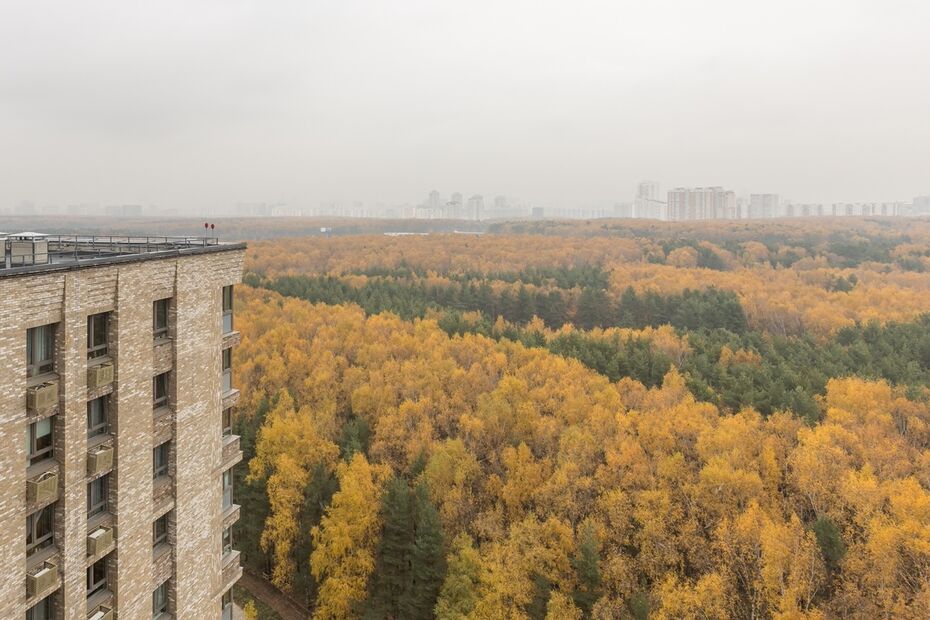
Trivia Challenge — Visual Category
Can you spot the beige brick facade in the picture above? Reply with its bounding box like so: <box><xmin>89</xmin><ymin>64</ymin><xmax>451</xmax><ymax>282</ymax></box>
<box><xmin>0</xmin><ymin>243</ymin><xmax>245</xmax><ymax>619</ymax></box>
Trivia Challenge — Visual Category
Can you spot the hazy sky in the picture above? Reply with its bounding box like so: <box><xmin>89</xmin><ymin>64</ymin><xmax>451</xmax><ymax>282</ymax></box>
<box><xmin>2</xmin><ymin>0</ymin><xmax>928</xmax><ymax>210</ymax></box>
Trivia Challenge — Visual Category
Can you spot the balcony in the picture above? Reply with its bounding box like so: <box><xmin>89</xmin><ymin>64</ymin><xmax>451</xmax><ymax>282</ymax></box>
<box><xmin>222</xmin><ymin>330</ymin><xmax>241</xmax><ymax>350</ymax></box>
<box><xmin>222</xmin><ymin>504</ymin><xmax>241</xmax><ymax>531</ymax></box>
<box><xmin>87</xmin><ymin>362</ymin><xmax>114</xmax><ymax>391</ymax></box>
<box><xmin>26</xmin><ymin>560</ymin><xmax>58</xmax><ymax>598</ymax></box>
<box><xmin>153</xmin><ymin>339</ymin><xmax>173</xmax><ymax>375</ymax></box>
<box><xmin>26</xmin><ymin>379</ymin><xmax>59</xmax><ymax>412</ymax></box>
<box><xmin>222</xmin><ymin>435</ymin><xmax>242</xmax><ymax>468</ymax></box>
<box><xmin>221</xmin><ymin>549</ymin><xmax>242</xmax><ymax>593</ymax></box>
<box><xmin>26</xmin><ymin>469</ymin><xmax>58</xmax><ymax>505</ymax></box>
<box><xmin>87</xmin><ymin>445</ymin><xmax>114</xmax><ymax>477</ymax></box>
<box><xmin>154</xmin><ymin>540</ymin><xmax>174</xmax><ymax>584</ymax></box>
<box><xmin>87</xmin><ymin>526</ymin><xmax>114</xmax><ymax>557</ymax></box>
<box><xmin>88</xmin><ymin>604</ymin><xmax>113</xmax><ymax>620</ymax></box>
<box><xmin>221</xmin><ymin>388</ymin><xmax>240</xmax><ymax>410</ymax></box>
<box><xmin>153</xmin><ymin>476</ymin><xmax>174</xmax><ymax>513</ymax></box>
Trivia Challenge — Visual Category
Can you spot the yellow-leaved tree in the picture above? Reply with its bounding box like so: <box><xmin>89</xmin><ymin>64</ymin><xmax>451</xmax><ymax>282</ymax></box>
<box><xmin>310</xmin><ymin>453</ymin><xmax>390</xmax><ymax>620</ymax></box>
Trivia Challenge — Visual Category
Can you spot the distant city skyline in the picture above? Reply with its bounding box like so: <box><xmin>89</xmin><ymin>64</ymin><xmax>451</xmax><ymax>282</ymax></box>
<box><xmin>2</xmin><ymin>1</ymin><xmax>930</xmax><ymax>211</ymax></box>
<box><xmin>4</xmin><ymin>184</ymin><xmax>927</xmax><ymax>221</ymax></box>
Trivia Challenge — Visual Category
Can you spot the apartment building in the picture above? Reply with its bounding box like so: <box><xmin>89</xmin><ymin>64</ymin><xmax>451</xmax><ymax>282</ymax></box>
<box><xmin>666</xmin><ymin>187</ymin><xmax>738</xmax><ymax>221</ymax></box>
<box><xmin>0</xmin><ymin>233</ymin><xmax>245</xmax><ymax>619</ymax></box>
<box><xmin>748</xmin><ymin>194</ymin><xmax>780</xmax><ymax>219</ymax></box>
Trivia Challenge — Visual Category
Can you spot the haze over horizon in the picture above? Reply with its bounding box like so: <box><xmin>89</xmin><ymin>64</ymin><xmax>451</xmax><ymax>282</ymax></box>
<box><xmin>2</xmin><ymin>0</ymin><xmax>928</xmax><ymax>212</ymax></box>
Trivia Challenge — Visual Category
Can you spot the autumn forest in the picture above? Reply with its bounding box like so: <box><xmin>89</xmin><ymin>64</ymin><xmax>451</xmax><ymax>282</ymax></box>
<box><xmin>232</xmin><ymin>218</ymin><xmax>930</xmax><ymax>619</ymax></box>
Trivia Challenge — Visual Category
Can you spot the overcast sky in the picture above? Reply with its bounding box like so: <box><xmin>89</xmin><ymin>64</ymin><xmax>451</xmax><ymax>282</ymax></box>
<box><xmin>1</xmin><ymin>0</ymin><xmax>928</xmax><ymax>211</ymax></box>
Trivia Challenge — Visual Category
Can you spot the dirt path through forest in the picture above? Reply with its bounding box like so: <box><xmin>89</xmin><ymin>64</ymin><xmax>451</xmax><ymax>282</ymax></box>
<box><xmin>239</xmin><ymin>568</ymin><xmax>308</xmax><ymax>620</ymax></box>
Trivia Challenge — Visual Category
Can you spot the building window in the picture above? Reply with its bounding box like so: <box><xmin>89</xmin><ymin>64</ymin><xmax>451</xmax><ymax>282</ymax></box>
<box><xmin>153</xmin><ymin>513</ymin><xmax>169</xmax><ymax>548</ymax></box>
<box><xmin>221</xmin><ymin>589</ymin><xmax>234</xmax><ymax>620</ymax></box>
<box><xmin>153</xmin><ymin>580</ymin><xmax>169</xmax><ymax>618</ymax></box>
<box><xmin>26</xmin><ymin>418</ymin><xmax>54</xmax><ymax>466</ymax></box>
<box><xmin>153</xmin><ymin>299</ymin><xmax>169</xmax><ymax>340</ymax></box>
<box><xmin>87</xmin><ymin>397</ymin><xmax>109</xmax><ymax>438</ymax></box>
<box><xmin>26</xmin><ymin>324</ymin><xmax>56</xmax><ymax>378</ymax></box>
<box><xmin>87</xmin><ymin>313</ymin><xmax>109</xmax><ymax>359</ymax></box>
<box><xmin>87</xmin><ymin>556</ymin><xmax>108</xmax><ymax>598</ymax></box>
<box><xmin>153</xmin><ymin>442</ymin><xmax>169</xmax><ymax>479</ymax></box>
<box><xmin>222</xmin><ymin>285</ymin><xmax>234</xmax><ymax>333</ymax></box>
<box><xmin>87</xmin><ymin>475</ymin><xmax>108</xmax><ymax>517</ymax></box>
<box><xmin>222</xmin><ymin>526</ymin><xmax>233</xmax><ymax>557</ymax></box>
<box><xmin>26</xmin><ymin>596</ymin><xmax>51</xmax><ymax>620</ymax></box>
<box><xmin>26</xmin><ymin>504</ymin><xmax>55</xmax><ymax>557</ymax></box>
<box><xmin>222</xmin><ymin>349</ymin><xmax>232</xmax><ymax>392</ymax></box>
<box><xmin>222</xmin><ymin>408</ymin><xmax>233</xmax><ymax>437</ymax></box>
<box><xmin>153</xmin><ymin>372</ymin><xmax>169</xmax><ymax>408</ymax></box>
<box><xmin>222</xmin><ymin>469</ymin><xmax>233</xmax><ymax>510</ymax></box>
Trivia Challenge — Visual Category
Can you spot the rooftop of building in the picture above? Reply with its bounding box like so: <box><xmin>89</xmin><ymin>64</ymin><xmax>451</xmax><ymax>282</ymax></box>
<box><xmin>0</xmin><ymin>232</ymin><xmax>246</xmax><ymax>278</ymax></box>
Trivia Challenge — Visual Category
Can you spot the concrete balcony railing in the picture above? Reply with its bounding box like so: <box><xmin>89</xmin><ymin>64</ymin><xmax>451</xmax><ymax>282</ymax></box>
<box><xmin>87</xmin><ymin>362</ymin><xmax>114</xmax><ymax>390</ymax></box>
<box><xmin>26</xmin><ymin>560</ymin><xmax>58</xmax><ymax>598</ymax></box>
<box><xmin>222</xmin><ymin>504</ymin><xmax>241</xmax><ymax>531</ymax></box>
<box><xmin>152</xmin><ymin>338</ymin><xmax>173</xmax><ymax>375</ymax></box>
<box><xmin>222</xmin><ymin>330</ymin><xmax>241</xmax><ymax>350</ymax></box>
<box><xmin>221</xmin><ymin>389</ymin><xmax>240</xmax><ymax>410</ymax></box>
<box><xmin>153</xmin><ymin>475</ymin><xmax>174</xmax><ymax>508</ymax></box>
<box><xmin>222</xmin><ymin>435</ymin><xmax>241</xmax><ymax>467</ymax></box>
<box><xmin>27</xmin><ymin>469</ymin><xmax>58</xmax><ymax>505</ymax></box>
<box><xmin>87</xmin><ymin>526</ymin><xmax>114</xmax><ymax>557</ymax></box>
<box><xmin>221</xmin><ymin>549</ymin><xmax>242</xmax><ymax>593</ymax></box>
<box><xmin>88</xmin><ymin>604</ymin><xmax>113</xmax><ymax>620</ymax></box>
<box><xmin>87</xmin><ymin>445</ymin><xmax>114</xmax><ymax>477</ymax></box>
<box><xmin>27</xmin><ymin>379</ymin><xmax>59</xmax><ymax>412</ymax></box>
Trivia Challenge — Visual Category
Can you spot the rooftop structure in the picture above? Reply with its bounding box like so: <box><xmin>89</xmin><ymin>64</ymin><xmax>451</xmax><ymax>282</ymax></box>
<box><xmin>1</xmin><ymin>234</ymin><xmax>237</xmax><ymax>274</ymax></box>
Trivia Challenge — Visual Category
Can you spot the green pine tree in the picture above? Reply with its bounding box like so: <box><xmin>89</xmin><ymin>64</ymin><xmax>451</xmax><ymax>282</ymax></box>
<box><xmin>407</xmin><ymin>481</ymin><xmax>446</xmax><ymax>619</ymax></box>
<box><xmin>366</xmin><ymin>477</ymin><xmax>414</xmax><ymax>619</ymax></box>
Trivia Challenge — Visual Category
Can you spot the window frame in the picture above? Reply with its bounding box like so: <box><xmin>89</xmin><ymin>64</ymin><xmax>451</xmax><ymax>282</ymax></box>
<box><xmin>222</xmin><ymin>525</ymin><xmax>233</xmax><ymax>557</ymax></box>
<box><xmin>222</xmin><ymin>408</ymin><xmax>233</xmax><ymax>437</ymax></box>
<box><xmin>153</xmin><ymin>513</ymin><xmax>169</xmax><ymax>548</ymax></box>
<box><xmin>87</xmin><ymin>396</ymin><xmax>109</xmax><ymax>438</ymax></box>
<box><xmin>152</xmin><ymin>580</ymin><xmax>169</xmax><ymax>618</ymax></box>
<box><xmin>221</xmin><ymin>349</ymin><xmax>232</xmax><ymax>392</ymax></box>
<box><xmin>222</xmin><ymin>285</ymin><xmax>234</xmax><ymax>333</ymax></box>
<box><xmin>26</xmin><ymin>417</ymin><xmax>54</xmax><ymax>466</ymax></box>
<box><xmin>153</xmin><ymin>299</ymin><xmax>170</xmax><ymax>340</ymax></box>
<box><xmin>222</xmin><ymin>469</ymin><xmax>233</xmax><ymax>510</ymax></box>
<box><xmin>87</xmin><ymin>475</ymin><xmax>108</xmax><ymax>518</ymax></box>
<box><xmin>153</xmin><ymin>372</ymin><xmax>169</xmax><ymax>409</ymax></box>
<box><xmin>26</xmin><ymin>503</ymin><xmax>55</xmax><ymax>557</ymax></box>
<box><xmin>26</xmin><ymin>324</ymin><xmax>56</xmax><ymax>378</ymax></box>
<box><xmin>153</xmin><ymin>442</ymin><xmax>169</xmax><ymax>479</ymax></box>
<box><xmin>221</xmin><ymin>589</ymin><xmax>234</xmax><ymax>620</ymax></box>
<box><xmin>26</xmin><ymin>595</ymin><xmax>52</xmax><ymax>620</ymax></box>
<box><xmin>86</xmin><ymin>556</ymin><xmax>108</xmax><ymax>599</ymax></box>
<box><xmin>86</xmin><ymin>313</ymin><xmax>109</xmax><ymax>360</ymax></box>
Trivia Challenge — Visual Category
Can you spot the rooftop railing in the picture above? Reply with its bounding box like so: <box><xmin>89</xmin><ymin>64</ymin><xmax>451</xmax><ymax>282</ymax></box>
<box><xmin>2</xmin><ymin>235</ymin><xmax>223</xmax><ymax>270</ymax></box>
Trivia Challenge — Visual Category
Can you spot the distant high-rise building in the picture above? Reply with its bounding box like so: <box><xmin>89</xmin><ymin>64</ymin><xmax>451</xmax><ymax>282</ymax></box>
<box><xmin>466</xmin><ymin>195</ymin><xmax>484</xmax><ymax>221</ymax></box>
<box><xmin>912</xmin><ymin>196</ymin><xmax>930</xmax><ymax>216</ymax></box>
<box><xmin>428</xmin><ymin>190</ymin><xmax>441</xmax><ymax>210</ymax></box>
<box><xmin>749</xmin><ymin>194</ymin><xmax>780</xmax><ymax>219</ymax></box>
<box><xmin>667</xmin><ymin>187</ymin><xmax>737</xmax><ymax>221</ymax></box>
<box><xmin>634</xmin><ymin>181</ymin><xmax>666</xmax><ymax>219</ymax></box>
<box><xmin>493</xmin><ymin>195</ymin><xmax>507</xmax><ymax>217</ymax></box>
<box><xmin>449</xmin><ymin>192</ymin><xmax>463</xmax><ymax>218</ymax></box>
